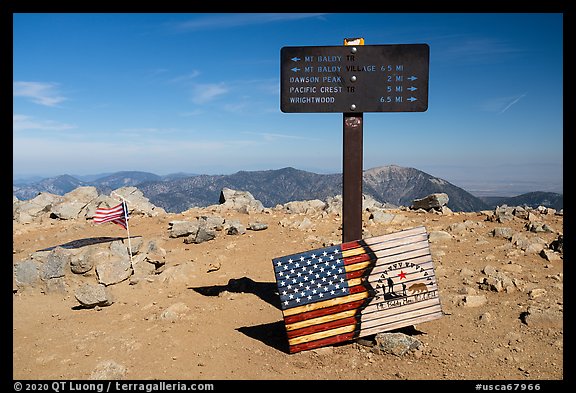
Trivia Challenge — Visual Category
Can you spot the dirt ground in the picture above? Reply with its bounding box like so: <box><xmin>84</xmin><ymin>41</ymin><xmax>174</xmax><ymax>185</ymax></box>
<box><xmin>12</xmin><ymin>205</ymin><xmax>565</xmax><ymax>383</ymax></box>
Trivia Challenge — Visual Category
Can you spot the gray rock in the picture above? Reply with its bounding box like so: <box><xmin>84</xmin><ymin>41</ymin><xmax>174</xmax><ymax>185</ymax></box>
<box><xmin>13</xmin><ymin>192</ymin><xmax>64</xmax><ymax>223</ymax></box>
<box><xmin>492</xmin><ymin>227</ymin><xmax>514</xmax><ymax>239</ymax></box>
<box><xmin>226</xmin><ymin>221</ymin><xmax>246</xmax><ymax>235</ymax></box>
<box><xmin>40</xmin><ymin>247</ymin><xmax>70</xmax><ymax>280</ymax></box>
<box><xmin>198</xmin><ymin>215</ymin><xmax>225</xmax><ymax>231</ymax></box>
<box><xmin>283</xmin><ymin>200</ymin><xmax>326</xmax><ymax>214</ymax></box>
<box><xmin>479</xmin><ymin>269</ymin><xmax>515</xmax><ymax>293</ymax></box>
<box><xmin>248</xmin><ymin>222</ymin><xmax>268</xmax><ymax>231</ymax></box>
<box><xmin>526</xmin><ymin>222</ymin><xmax>553</xmax><ymax>233</ymax></box>
<box><xmin>96</xmin><ymin>256</ymin><xmax>132</xmax><ymax>286</ymax></box>
<box><xmin>493</xmin><ymin>205</ymin><xmax>515</xmax><ymax>222</ymax></box>
<box><xmin>218</xmin><ymin>187</ymin><xmax>264</xmax><ymax>213</ymax></box>
<box><xmin>50</xmin><ymin>201</ymin><xmax>88</xmax><ymax>220</ymax></box>
<box><xmin>168</xmin><ymin>220</ymin><xmax>200</xmax><ymax>238</ymax></box>
<box><xmin>369</xmin><ymin>211</ymin><xmax>396</xmax><ymax>224</ymax></box>
<box><xmin>14</xmin><ymin>260</ymin><xmax>41</xmax><ymax>287</ymax></box>
<box><xmin>521</xmin><ymin>306</ymin><xmax>562</xmax><ymax>329</ymax></box>
<box><xmin>540</xmin><ymin>249</ymin><xmax>561</xmax><ymax>262</ymax></box>
<box><xmin>110</xmin><ymin>239</ymin><xmax>131</xmax><ymax>258</ymax></box>
<box><xmin>75</xmin><ymin>283</ymin><xmax>114</xmax><ymax>307</ymax></box>
<box><xmin>89</xmin><ymin>360</ymin><xmax>126</xmax><ymax>380</ymax></box>
<box><xmin>428</xmin><ymin>230</ymin><xmax>452</xmax><ymax>242</ymax></box>
<box><xmin>549</xmin><ymin>234</ymin><xmax>563</xmax><ymax>253</ymax></box>
<box><xmin>108</xmin><ymin>186</ymin><xmax>166</xmax><ymax>217</ymax></box>
<box><xmin>195</xmin><ymin>227</ymin><xmax>217</xmax><ymax>243</ymax></box>
<box><xmin>411</xmin><ymin>193</ymin><xmax>449</xmax><ymax>211</ymax></box>
<box><xmin>70</xmin><ymin>251</ymin><xmax>94</xmax><ymax>274</ymax></box>
<box><xmin>512</xmin><ymin>206</ymin><xmax>529</xmax><ymax>220</ymax></box>
<box><xmin>160</xmin><ymin>302</ymin><xmax>190</xmax><ymax>320</ymax></box>
<box><xmin>459</xmin><ymin>295</ymin><xmax>488</xmax><ymax>307</ymax></box>
<box><xmin>374</xmin><ymin>332</ymin><xmax>423</xmax><ymax>356</ymax></box>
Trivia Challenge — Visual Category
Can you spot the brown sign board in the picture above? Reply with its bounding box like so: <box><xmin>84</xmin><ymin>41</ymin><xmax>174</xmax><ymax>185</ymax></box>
<box><xmin>281</xmin><ymin>44</ymin><xmax>429</xmax><ymax>113</ymax></box>
<box><xmin>272</xmin><ymin>226</ymin><xmax>443</xmax><ymax>353</ymax></box>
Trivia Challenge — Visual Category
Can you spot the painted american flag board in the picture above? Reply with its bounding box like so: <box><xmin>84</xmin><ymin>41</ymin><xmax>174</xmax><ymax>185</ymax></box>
<box><xmin>272</xmin><ymin>226</ymin><xmax>443</xmax><ymax>353</ymax></box>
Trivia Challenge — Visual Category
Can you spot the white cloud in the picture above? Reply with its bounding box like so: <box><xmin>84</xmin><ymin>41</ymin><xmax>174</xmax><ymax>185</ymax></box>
<box><xmin>13</xmin><ymin>114</ymin><xmax>75</xmax><ymax>131</ymax></box>
<box><xmin>169</xmin><ymin>70</ymin><xmax>201</xmax><ymax>83</ymax></box>
<box><xmin>172</xmin><ymin>13</ymin><xmax>327</xmax><ymax>32</ymax></box>
<box><xmin>498</xmin><ymin>93</ymin><xmax>527</xmax><ymax>114</ymax></box>
<box><xmin>442</xmin><ymin>38</ymin><xmax>525</xmax><ymax>64</ymax></box>
<box><xmin>190</xmin><ymin>83</ymin><xmax>229</xmax><ymax>104</ymax></box>
<box><xmin>13</xmin><ymin>81</ymin><xmax>67</xmax><ymax>107</ymax></box>
<box><xmin>480</xmin><ymin>93</ymin><xmax>527</xmax><ymax>114</ymax></box>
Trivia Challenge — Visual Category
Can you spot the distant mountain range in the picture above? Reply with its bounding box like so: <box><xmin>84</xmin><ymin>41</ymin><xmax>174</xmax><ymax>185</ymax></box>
<box><xmin>13</xmin><ymin>166</ymin><xmax>563</xmax><ymax>213</ymax></box>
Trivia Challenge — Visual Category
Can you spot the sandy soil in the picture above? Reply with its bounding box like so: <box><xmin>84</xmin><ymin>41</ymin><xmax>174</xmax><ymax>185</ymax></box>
<box><xmin>12</xmin><ymin>206</ymin><xmax>564</xmax><ymax>383</ymax></box>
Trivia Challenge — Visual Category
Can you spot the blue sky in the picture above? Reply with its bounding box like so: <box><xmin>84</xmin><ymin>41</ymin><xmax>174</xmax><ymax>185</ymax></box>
<box><xmin>12</xmin><ymin>13</ymin><xmax>563</xmax><ymax>196</ymax></box>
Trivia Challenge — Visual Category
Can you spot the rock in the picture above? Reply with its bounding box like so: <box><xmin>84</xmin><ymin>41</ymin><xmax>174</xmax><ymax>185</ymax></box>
<box><xmin>13</xmin><ymin>192</ymin><xmax>64</xmax><ymax>224</ymax></box>
<box><xmin>479</xmin><ymin>269</ymin><xmax>515</xmax><ymax>293</ymax></box>
<box><xmin>283</xmin><ymin>199</ymin><xmax>326</xmax><ymax>214</ymax></box>
<box><xmin>492</xmin><ymin>227</ymin><xmax>513</xmax><ymax>239</ymax></box>
<box><xmin>40</xmin><ymin>247</ymin><xmax>70</xmax><ymax>280</ymax></box>
<box><xmin>226</xmin><ymin>221</ymin><xmax>246</xmax><ymax>235</ymax></box>
<box><xmin>540</xmin><ymin>249</ymin><xmax>561</xmax><ymax>262</ymax></box>
<box><xmin>160</xmin><ymin>302</ymin><xmax>190</xmax><ymax>320</ymax></box>
<box><xmin>374</xmin><ymin>332</ymin><xmax>423</xmax><ymax>356</ymax></box>
<box><xmin>528</xmin><ymin>288</ymin><xmax>547</xmax><ymax>299</ymax></box>
<box><xmin>75</xmin><ymin>283</ymin><xmax>114</xmax><ymax>308</ymax></box>
<box><xmin>520</xmin><ymin>306</ymin><xmax>562</xmax><ymax>329</ymax></box>
<box><xmin>526</xmin><ymin>222</ymin><xmax>553</xmax><ymax>233</ymax></box>
<box><xmin>549</xmin><ymin>234</ymin><xmax>563</xmax><ymax>253</ymax></box>
<box><xmin>459</xmin><ymin>295</ymin><xmax>487</xmax><ymax>307</ymax></box>
<box><xmin>198</xmin><ymin>215</ymin><xmax>225</xmax><ymax>231</ymax></box>
<box><xmin>428</xmin><ymin>230</ymin><xmax>452</xmax><ymax>242</ymax></box>
<box><xmin>158</xmin><ymin>263</ymin><xmax>196</xmax><ymax>286</ymax></box>
<box><xmin>89</xmin><ymin>360</ymin><xmax>127</xmax><ymax>380</ymax></box>
<box><xmin>369</xmin><ymin>211</ymin><xmax>396</xmax><ymax>224</ymax></box>
<box><xmin>248</xmin><ymin>222</ymin><xmax>268</xmax><ymax>231</ymax></box>
<box><xmin>168</xmin><ymin>220</ymin><xmax>200</xmax><ymax>238</ymax></box>
<box><xmin>410</xmin><ymin>193</ymin><xmax>449</xmax><ymax>211</ymax></box>
<box><xmin>218</xmin><ymin>188</ymin><xmax>264</xmax><ymax>213</ymax></box>
<box><xmin>14</xmin><ymin>260</ymin><xmax>41</xmax><ymax>287</ymax></box>
<box><xmin>96</xmin><ymin>256</ymin><xmax>133</xmax><ymax>286</ymax></box>
<box><xmin>447</xmin><ymin>222</ymin><xmax>468</xmax><ymax>234</ymax></box>
<box><xmin>51</xmin><ymin>201</ymin><xmax>88</xmax><ymax>220</ymax></box>
<box><xmin>493</xmin><ymin>205</ymin><xmax>515</xmax><ymax>222</ymax></box>
<box><xmin>70</xmin><ymin>251</ymin><xmax>95</xmax><ymax>274</ymax></box>
<box><xmin>194</xmin><ymin>227</ymin><xmax>216</xmax><ymax>243</ymax></box>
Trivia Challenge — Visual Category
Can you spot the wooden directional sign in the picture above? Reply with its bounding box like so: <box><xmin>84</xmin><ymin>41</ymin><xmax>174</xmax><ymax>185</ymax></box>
<box><xmin>281</xmin><ymin>44</ymin><xmax>429</xmax><ymax>113</ymax></box>
<box><xmin>272</xmin><ymin>226</ymin><xmax>443</xmax><ymax>353</ymax></box>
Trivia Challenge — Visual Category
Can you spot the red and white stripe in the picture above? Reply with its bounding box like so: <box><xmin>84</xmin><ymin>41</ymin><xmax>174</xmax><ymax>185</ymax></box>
<box><xmin>93</xmin><ymin>202</ymin><xmax>127</xmax><ymax>229</ymax></box>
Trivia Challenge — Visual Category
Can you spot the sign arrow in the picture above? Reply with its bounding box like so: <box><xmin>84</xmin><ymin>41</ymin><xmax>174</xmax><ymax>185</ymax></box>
<box><xmin>291</xmin><ymin>67</ymin><xmax>301</xmax><ymax>72</ymax></box>
<box><xmin>407</xmin><ymin>97</ymin><xmax>418</xmax><ymax>102</ymax></box>
<box><xmin>407</xmin><ymin>76</ymin><xmax>418</xmax><ymax>81</ymax></box>
<box><xmin>291</xmin><ymin>57</ymin><xmax>301</xmax><ymax>62</ymax></box>
<box><xmin>407</xmin><ymin>86</ymin><xmax>418</xmax><ymax>91</ymax></box>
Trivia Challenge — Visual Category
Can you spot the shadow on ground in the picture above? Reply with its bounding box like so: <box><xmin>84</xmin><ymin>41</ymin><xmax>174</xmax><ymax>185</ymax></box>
<box><xmin>37</xmin><ymin>236</ymin><xmax>142</xmax><ymax>251</ymax></box>
<box><xmin>190</xmin><ymin>276</ymin><xmax>281</xmax><ymax>310</ymax></box>
<box><xmin>190</xmin><ymin>276</ymin><xmax>289</xmax><ymax>353</ymax></box>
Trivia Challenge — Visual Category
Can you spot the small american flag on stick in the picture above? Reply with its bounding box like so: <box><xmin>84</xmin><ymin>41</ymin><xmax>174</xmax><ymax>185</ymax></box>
<box><xmin>272</xmin><ymin>226</ymin><xmax>443</xmax><ymax>353</ymax></box>
<box><xmin>93</xmin><ymin>201</ymin><xmax>128</xmax><ymax>230</ymax></box>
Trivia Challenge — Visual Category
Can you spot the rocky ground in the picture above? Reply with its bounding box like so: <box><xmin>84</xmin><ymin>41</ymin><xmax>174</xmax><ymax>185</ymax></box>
<box><xmin>12</xmin><ymin>195</ymin><xmax>564</xmax><ymax>383</ymax></box>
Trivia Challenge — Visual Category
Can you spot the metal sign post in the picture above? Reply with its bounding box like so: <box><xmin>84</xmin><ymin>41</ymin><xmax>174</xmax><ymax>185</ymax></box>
<box><xmin>342</xmin><ymin>38</ymin><xmax>364</xmax><ymax>242</ymax></box>
<box><xmin>280</xmin><ymin>39</ymin><xmax>429</xmax><ymax>242</ymax></box>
